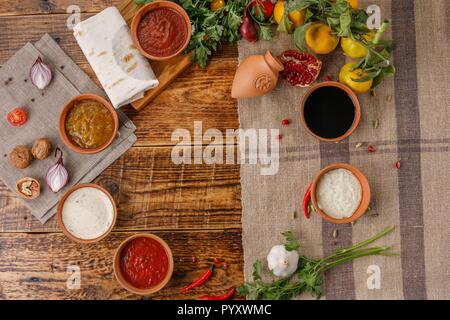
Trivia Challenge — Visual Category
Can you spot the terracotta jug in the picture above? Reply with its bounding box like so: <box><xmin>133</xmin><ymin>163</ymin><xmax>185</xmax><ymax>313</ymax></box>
<box><xmin>231</xmin><ymin>50</ymin><xmax>284</xmax><ymax>99</ymax></box>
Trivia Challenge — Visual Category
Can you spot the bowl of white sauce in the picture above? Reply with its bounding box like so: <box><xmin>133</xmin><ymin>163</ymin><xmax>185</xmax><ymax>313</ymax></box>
<box><xmin>311</xmin><ymin>163</ymin><xmax>370</xmax><ymax>224</ymax></box>
<box><xmin>57</xmin><ymin>183</ymin><xmax>117</xmax><ymax>243</ymax></box>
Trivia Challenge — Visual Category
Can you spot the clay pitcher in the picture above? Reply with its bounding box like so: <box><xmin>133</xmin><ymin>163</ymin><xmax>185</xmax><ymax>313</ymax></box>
<box><xmin>231</xmin><ymin>50</ymin><xmax>284</xmax><ymax>99</ymax></box>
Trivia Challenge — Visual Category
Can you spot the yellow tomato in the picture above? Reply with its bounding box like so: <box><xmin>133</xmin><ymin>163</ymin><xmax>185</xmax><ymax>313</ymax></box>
<box><xmin>347</xmin><ymin>0</ymin><xmax>359</xmax><ymax>11</ymax></box>
<box><xmin>305</xmin><ymin>23</ymin><xmax>339</xmax><ymax>54</ymax></box>
<box><xmin>210</xmin><ymin>0</ymin><xmax>225</xmax><ymax>11</ymax></box>
<box><xmin>274</xmin><ymin>1</ymin><xmax>305</xmax><ymax>28</ymax></box>
<box><xmin>339</xmin><ymin>62</ymin><xmax>373</xmax><ymax>94</ymax></box>
<box><xmin>341</xmin><ymin>33</ymin><xmax>374</xmax><ymax>58</ymax></box>
<box><xmin>341</xmin><ymin>38</ymin><xmax>366</xmax><ymax>58</ymax></box>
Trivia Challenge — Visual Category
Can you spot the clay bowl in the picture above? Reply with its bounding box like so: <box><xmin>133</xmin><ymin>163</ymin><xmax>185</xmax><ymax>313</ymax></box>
<box><xmin>57</xmin><ymin>183</ymin><xmax>117</xmax><ymax>244</ymax></box>
<box><xmin>310</xmin><ymin>163</ymin><xmax>371</xmax><ymax>224</ymax></box>
<box><xmin>301</xmin><ymin>81</ymin><xmax>361</xmax><ymax>142</ymax></box>
<box><xmin>113</xmin><ymin>233</ymin><xmax>174</xmax><ymax>295</ymax></box>
<box><xmin>59</xmin><ymin>94</ymin><xmax>118</xmax><ymax>154</ymax></box>
<box><xmin>131</xmin><ymin>1</ymin><xmax>192</xmax><ymax>61</ymax></box>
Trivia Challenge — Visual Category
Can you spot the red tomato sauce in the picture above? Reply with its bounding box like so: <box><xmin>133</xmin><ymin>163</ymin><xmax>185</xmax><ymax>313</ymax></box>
<box><xmin>137</xmin><ymin>7</ymin><xmax>188</xmax><ymax>57</ymax></box>
<box><xmin>120</xmin><ymin>237</ymin><xmax>169</xmax><ymax>289</ymax></box>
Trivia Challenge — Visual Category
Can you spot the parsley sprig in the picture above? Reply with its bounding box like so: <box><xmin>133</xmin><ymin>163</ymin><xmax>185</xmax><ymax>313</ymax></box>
<box><xmin>176</xmin><ymin>0</ymin><xmax>245</xmax><ymax>68</ymax></box>
<box><xmin>238</xmin><ymin>226</ymin><xmax>398</xmax><ymax>300</ymax></box>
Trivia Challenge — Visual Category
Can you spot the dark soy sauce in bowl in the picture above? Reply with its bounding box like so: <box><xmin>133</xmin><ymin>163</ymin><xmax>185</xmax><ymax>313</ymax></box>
<box><xmin>303</xmin><ymin>86</ymin><xmax>356</xmax><ymax>139</ymax></box>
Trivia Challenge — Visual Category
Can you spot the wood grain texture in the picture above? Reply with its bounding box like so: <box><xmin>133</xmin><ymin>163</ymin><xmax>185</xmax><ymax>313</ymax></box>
<box><xmin>0</xmin><ymin>0</ymin><xmax>122</xmax><ymax>16</ymax></box>
<box><xmin>0</xmin><ymin>146</ymin><xmax>241</xmax><ymax>232</ymax></box>
<box><xmin>76</xmin><ymin>58</ymin><xmax>239</xmax><ymax>146</ymax></box>
<box><xmin>0</xmin><ymin>13</ymin><xmax>238</xmax><ymax>66</ymax></box>
<box><xmin>0</xmin><ymin>2</ymin><xmax>243</xmax><ymax>300</ymax></box>
<box><xmin>0</xmin><ymin>230</ymin><xmax>244</xmax><ymax>300</ymax></box>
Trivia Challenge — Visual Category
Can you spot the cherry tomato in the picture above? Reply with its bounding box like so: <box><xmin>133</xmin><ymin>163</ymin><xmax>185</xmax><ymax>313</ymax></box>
<box><xmin>7</xmin><ymin>108</ymin><xmax>28</xmax><ymax>127</ymax></box>
<box><xmin>211</xmin><ymin>0</ymin><xmax>226</xmax><ymax>11</ymax></box>
<box><xmin>252</xmin><ymin>0</ymin><xmax>274</xmax><ymax>21</ymax></box>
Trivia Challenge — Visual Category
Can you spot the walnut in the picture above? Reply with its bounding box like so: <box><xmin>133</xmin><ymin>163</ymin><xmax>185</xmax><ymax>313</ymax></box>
<box><xmin>9</xmin><ymin>145</ymin><xmax>33</xmax><ymax>169</ymax></box>
<box><xmin>16</xmin><ymin>177</ymin><xmax>40</xmax><ymax>200</ymax></box>
<box><xmin>31</xmin><ymin>138</ymin><xmax>52</xmax><ymax>160</ymax></box>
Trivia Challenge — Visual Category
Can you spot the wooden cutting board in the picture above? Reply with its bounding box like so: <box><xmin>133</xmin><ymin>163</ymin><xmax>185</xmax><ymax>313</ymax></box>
<box><xmin>117</xmin><ymin>0</ymin><xmax>193</xmax><ymax>111</ymax></box>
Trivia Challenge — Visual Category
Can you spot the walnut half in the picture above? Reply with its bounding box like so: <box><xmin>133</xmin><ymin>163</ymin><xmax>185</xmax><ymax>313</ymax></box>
<box><xmin>16</xmin><ymin>177</ymin><xmax>40</xmax><ymax>200</ymax></box>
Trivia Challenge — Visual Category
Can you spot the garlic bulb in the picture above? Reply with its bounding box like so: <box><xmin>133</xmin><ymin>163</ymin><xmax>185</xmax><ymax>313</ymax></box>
<box><xmin>267</xmin><ymin>245</ymin><xmax>299</xmax><ymax>278</ymax></box>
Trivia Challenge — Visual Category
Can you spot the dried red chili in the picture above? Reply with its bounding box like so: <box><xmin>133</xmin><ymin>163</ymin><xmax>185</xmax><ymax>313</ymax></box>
<box><xmin>394</xmin><ymin>160</ymin><xmax>401</xmax><ymax>169</ymax></box>
<box><xmin>180</xmin><ymin>265</ymin><xmax>214</xmax><ymax>293</ymax></box>
<box><xmin>368</xmin><ymin>145</ymin><xmax>376</xmax><ymax>153</ymax></box>
<box><xmin>281</xmin><ymin>118</ymin><xmax>290</xmax><ymax>126</ymax></box>
<box><xmin>303</xmin><ymin>183</ymin><xmax>312</xmax><ymax>219</ymax></box>
<box><xmin>197</xmin><ymin>287</ymin><xmax>236</xmax><ymax>300</ymax></box>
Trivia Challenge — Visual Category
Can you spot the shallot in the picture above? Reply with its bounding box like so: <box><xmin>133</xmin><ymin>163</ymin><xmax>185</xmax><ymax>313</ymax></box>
<box><xmin>30</xmin><ymin>57</ymin><xmax>52</xmax><ymax>90</ymax></box>
<box><xmin>46</xmin><ymin>147</ymin><xmax>69</xmax><ymax>193</ymax></box>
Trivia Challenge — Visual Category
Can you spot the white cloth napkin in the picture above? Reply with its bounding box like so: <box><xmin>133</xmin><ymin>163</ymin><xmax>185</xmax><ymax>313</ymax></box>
<box><xmin>73</xmin><ymin>7</ymin><xmax>159</xmax><ymax>108</ymax></box>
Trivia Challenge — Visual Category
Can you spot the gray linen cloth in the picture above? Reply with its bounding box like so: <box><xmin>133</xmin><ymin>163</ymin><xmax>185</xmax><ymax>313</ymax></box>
<box><xmin>0</xmin><ymin>34</ymin><xmax>136</xmax><ymax>223</ymax></box>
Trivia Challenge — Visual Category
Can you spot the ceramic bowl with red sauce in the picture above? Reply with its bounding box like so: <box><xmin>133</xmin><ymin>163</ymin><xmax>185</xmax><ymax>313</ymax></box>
<box><xmin>131</xmin><ymin>1</ymin><xmax>192</xmax><ymax>61</ymax></box>
<box><xmin>113</xmin><ymin>234</ymin><xmax>174</xmax><ymax>295</ymax></box>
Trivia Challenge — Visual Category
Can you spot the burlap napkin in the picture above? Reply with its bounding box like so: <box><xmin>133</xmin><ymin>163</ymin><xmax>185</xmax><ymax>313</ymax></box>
<box><xmin>0</xmin><ymin>34</ymin><xmax>136</xmax><ymax>224</ymax></box>
<box><xmin>239</xmin><ymin>0</ymin><xmax>450</xmax><ymax>299</ymax></box>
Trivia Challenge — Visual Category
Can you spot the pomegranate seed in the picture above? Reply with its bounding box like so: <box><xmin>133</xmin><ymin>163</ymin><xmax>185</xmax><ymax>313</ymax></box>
<box><xmin>222</xmin><ymin>262</ymin><xmax>229</xmax><ymax>270</ymax></box>
<box><xmin>276</xmin><ymin>134</ymin><xmax>283</xmax><ymax>140</ymax></box>
<box><xmin>213</xmin><ymin>258</ymin><xmax>221</xmax><ymax>264</ymax></box>
<box><xmin>281</xmin><ymin>118</ymin><xmax>290</xmax><ymax>126</ymax></box>
<box><xmin>323</xmin><ymin>75</ymin><xmax>332</xmax><ymax>81</ymax></box>
<box><xmin>367</xmin><ymin>145</ymin><xmax>376</xmax><ymax>153</ymax></box>
<box><xmin>191</xmin><ymin>256</ymin><xmax>198</xmax><ymax>263</ymax></box>
<box><xmin>394</xmin><ymin>160</ymin><xmax>401</xmax><ymax>169</ymax></box>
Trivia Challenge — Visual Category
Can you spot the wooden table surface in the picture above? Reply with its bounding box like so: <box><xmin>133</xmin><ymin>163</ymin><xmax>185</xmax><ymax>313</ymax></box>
<box><xmin>0</xmin><ymin>0</ymin><xmax>242</xmax><ymax>300</ymax></box>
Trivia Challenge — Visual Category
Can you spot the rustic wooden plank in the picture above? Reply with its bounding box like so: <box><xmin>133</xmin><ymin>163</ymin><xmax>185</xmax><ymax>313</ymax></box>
<box><xmin>0</xmin><ymin>229</ymin><xmax>244</xmax><ymax>300</ymax></box>
<box><xmin>0</xmin><ymin>0</ymin><xmax>121</xmax><ymax>16</ymax></box>
<box><xmin>0</xmin><ymin>13</ymin><xmax>238</xmax><ymax>65</ymax></box>
<box><xmin>0</xmin><ymin>146</ymin><xmax>241</xmax><ymax>232</ymax></box>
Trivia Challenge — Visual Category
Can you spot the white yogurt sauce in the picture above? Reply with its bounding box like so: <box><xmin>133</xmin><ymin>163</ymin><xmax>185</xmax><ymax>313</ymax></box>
<box><xmin>62</xmin><ymin>187</ymin><xmax>114</xmax><ymax>240</ymax></box>
<box><xmin>316</xmin><ymin>168</ymin><xmax>362</xmax><ymax>219</ymax></box>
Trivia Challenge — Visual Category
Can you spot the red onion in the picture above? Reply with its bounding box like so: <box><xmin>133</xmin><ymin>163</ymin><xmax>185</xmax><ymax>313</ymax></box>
<box><xmin>240</xmin><ymin>16</ymin><xmax>258</xmax><ymax>42</ymax></box>
<box><xmin>46</xmin><ymin>147</ymin><xmax>69</xmax><ymax>193</ymax></box>
<box><xmin>240</xmin><ymin>1</ymin><xmax>258</xmax><ymax>42</ymax></box>
<box><xmin>30</xmin><ymin>57</ymin><xmax>52</xmax><ymax>90</ymax></box>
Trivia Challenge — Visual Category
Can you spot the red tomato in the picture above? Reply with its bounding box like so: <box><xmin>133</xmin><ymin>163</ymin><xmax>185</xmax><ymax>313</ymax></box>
<box><xmin>7</xmin><ymin>108</ymin><xmax>27</xmax><ymax>127</ymax></box>
<box><xmin>252</xmin><ymin>0</ymin><xmax>274</xmax><ymax>20</ymax></box>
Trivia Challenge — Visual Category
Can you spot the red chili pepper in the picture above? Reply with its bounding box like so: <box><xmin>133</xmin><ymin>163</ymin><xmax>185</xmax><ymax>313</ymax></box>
<box><xmin>180</xmin><ymin>265</ymin><xmax>214</xmax><ymax>293</ymax></box>
<box><xmin>394</xmin><ymin>160</ymin><xmax>401</xmax><ymax>169</ymax></box>
<box><xmin>281</xmin><ymin>118</ymin><xmax>290</xmax><ymax>126</ymax></box>
<box><xmin>276</xmin><ymin>134</ymin><xmax>283</xmax><ymax>140</ymax></box>
<box><xmin>197</xmin><ymin>288</ymin><xmax>236</xmax><ymax>300</ymax></box>
<box><xmin>368</xmin><ymin>145</ymin><xmax>376</xmax><ymax>153</ymax></box>
<box><xmin>303</xmin><ymin>183</ymin><xmax>312</xmax><ymax>219</ymax></box>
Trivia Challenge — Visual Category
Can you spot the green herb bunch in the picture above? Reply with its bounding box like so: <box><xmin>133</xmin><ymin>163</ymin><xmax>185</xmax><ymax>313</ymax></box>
<box><xmin>179</xmin><ymin>0</ymin><xmax>244</xmax><ymax>68</ymax></box>
<box><xmin>237</xmin><ymin>226</ymin><xmax>398</xmax><ymax>300</ymax></box>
